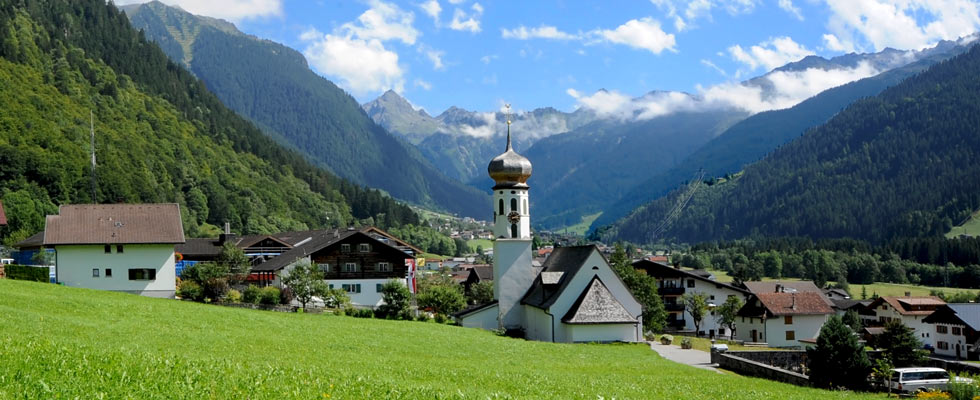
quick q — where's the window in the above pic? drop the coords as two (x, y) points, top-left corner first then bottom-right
(342, 284), (362, 293)
(104, 245), (111, 254)
(128, 268), (156, 280)
(378, 262), (392, 272)
(92, 268), (100, 278)
(953, 327), (962, 336)
(358, 243), (371, 253)
(511, 224), (517, 238)
(105, 268), (112, 278)
(785, 331), (795, 340)
(116, 245), (124, 254)
(343, 262), (358, 272)
(938, 341), (950, 350)
(376, 284), (383, 292)
(317, 263), (330, 273)
(784, 316), (793, 325)
(498, 199), (504, 216)
(511, 198), (517, 212)
(710, 295), (715, 300)
(328, 284), (334, 289)
(341, 244), (351, 253)
(686, 279), (695, 288)
(937, 325), (949, 334)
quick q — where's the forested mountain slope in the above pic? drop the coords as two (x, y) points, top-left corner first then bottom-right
(0, 0), (418, 244)
(601, 43), (980, 245)
(592, 39), (976, 231)
(124, 2), (487, 218)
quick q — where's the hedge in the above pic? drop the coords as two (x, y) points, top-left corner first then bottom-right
(6, 265), (49, 282)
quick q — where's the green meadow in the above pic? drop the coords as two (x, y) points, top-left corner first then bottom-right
(0, 279), (879, 399)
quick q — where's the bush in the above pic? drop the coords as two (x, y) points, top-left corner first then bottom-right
(226, 289), (242, 303)
(202, 277), (230, 301)
(242, 285), (262, 304)
(259, 287), (281, 305)
(342, 306), (357, 317)
(807, 315), (870, 390)
(659, 334), (674, 345)
(417, 285), (467, 315)
(434, 313), (448, 324)
(377, 280), (411, 319)
(352, 308), (374, 319)
(948, 373), (980, 400)
(177, 280), (203, 301)
(680, 337), (692, 349)
(416, 313), (431, 322)
(6, 265), (48, 282)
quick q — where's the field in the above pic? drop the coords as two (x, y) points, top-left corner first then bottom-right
(557, 212), (603, 236)
(0, 279), (880, 399)
(703, 268), (977, 298)
(947, 210), (980, 238)
(465, 238), (493, 253)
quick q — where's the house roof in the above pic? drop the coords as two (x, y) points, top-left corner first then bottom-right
(562, 276), (638, 325)
(43, 204), (185, 245)
(521, 246), (600, 310)
(738, 292), (835, 317)
(13, 232), (44, 249)
(743, 280), (834, 306)
(868, 296), (946, 316)
(175, 238), (224, 258)
(923, 304), (980, 331)
(632, 260), (750, 295)
(824, 288), (851, 298)
(0, 200), (6, 225)
(359, 226), (423, 254)
(453, 300), (498, 318)
(250, 230), (361, 272)
(472, 265), (493, 281)
(236, 234), (293, 249)
(831, 298), (871, 311)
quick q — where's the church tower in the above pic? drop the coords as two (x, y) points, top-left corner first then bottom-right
(487, 105), (534, 330)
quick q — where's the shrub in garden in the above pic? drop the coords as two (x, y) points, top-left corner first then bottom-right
(659, 334), (674, 345)
(242, 285), (262, 304)
(417, 285), (467, 316)
(680, 337), (692, 349)
(259, 287), (281, 305)
(5, 265), (49, 282)
(416, 313), (431, 322)
(434, 313), (448, 324)
(377, 280), (411, 319)
(226, 289), (242, 303)
(177, 280), (203, 301)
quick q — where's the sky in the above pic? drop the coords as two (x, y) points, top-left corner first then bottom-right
(115, 0), (980, 116)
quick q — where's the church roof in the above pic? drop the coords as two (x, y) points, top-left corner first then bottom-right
(521, 246), (598, 310)
(487, 128), (531, 189)
(562, 276), (637, 324)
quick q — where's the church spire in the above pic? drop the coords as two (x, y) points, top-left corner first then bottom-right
(505, 103), (513, 151)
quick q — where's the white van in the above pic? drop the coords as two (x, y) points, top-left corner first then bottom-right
(888, 367), (972, 393)
(0, 259), (13, 265)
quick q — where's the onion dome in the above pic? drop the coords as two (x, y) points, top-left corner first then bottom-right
(488, 122), (532, 189)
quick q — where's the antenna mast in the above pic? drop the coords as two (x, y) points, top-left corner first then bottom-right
(90, 110), (97, 202)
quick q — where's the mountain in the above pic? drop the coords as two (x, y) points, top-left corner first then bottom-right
(363, 92), (595, 183)
(0, 0), (420, 244)
(526, 106), (748, 229)
(124, 1), (487, 218)
(601, 41), (980, 245)
(361, 90), (441, 145)
(592, 37), (978, 231)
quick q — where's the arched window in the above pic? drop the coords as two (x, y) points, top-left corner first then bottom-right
(511, 223), (518, 238)
(511, 198), (518, 212)
(498, 199), (504, 216)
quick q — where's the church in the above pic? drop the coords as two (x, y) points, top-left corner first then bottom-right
(455, 113), (643, 343)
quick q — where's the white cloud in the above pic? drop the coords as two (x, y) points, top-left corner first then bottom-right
(824, 0), (980, 52)
(591, 18), (676, 54)
(778, 0), (804, 20)
(821, 33), (854, 52)
(501, 25), (579, 40)
(650, 0), (761, 31)
(414, 79), (432, 90)
(449, 2), (483, 32)
(418, 45), (445, 70)
(113, 0), (283, 21)
(700, 59), (727, 76)
(341, 0), (418, 45)
(420, 0), (441, 24)
(480, 54), (498, 64)
(298, 1), (419, 96)
(301, 31), (404, 95)
(727, 36), (813, 72)
(567, 62), (882, 121)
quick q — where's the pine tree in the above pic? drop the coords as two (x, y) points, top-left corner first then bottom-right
(878, 320), (925, 367)
(807, 315), (871, 389)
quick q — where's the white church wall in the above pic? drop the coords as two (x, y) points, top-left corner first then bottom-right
(494, 239), (534, 330)
(525, 305), (553, 341)
(546, 251), (642, 343)
(567, 323), (638, 343)
(459, 304), (499, 330)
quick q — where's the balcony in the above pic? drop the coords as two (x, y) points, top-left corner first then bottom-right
(659, 286), (685, 295)
(665, 303), (686, 312)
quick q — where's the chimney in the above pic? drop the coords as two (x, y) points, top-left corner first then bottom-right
(775, 284), (783, 293)
(905, 291), (912, 297)
(791, 292), (797, 310)
(218, 223), (237, 246)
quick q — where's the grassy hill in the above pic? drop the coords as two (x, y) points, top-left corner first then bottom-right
(0, 280), (877, 399)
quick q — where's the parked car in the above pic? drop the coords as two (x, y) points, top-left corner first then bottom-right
(888, 367), (972, 394)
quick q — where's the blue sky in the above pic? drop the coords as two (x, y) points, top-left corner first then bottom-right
(119, 0), (980, 115)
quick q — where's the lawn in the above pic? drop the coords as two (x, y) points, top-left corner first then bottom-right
(465, 238), (493, 253)
(557, 212), (603, 236)
(0, 279), (880, 399)
(701, 268), (976, 298)
(947, 210), (980, 238)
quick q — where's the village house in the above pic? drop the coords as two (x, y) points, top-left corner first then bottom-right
(922, 303), (980, 360)
(633, 261), (750, 335)
(42, 204), (185, 298)
(461, 264), (492, 293)
(455, 120), (642, 343)
(735, 290), (835, 347)
(249, 228), (415, 307)
(863, 295), (946, 347)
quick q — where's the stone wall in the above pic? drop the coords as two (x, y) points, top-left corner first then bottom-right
(928, 357), (980, 375)
(711, 351), (811, 387)
(724, 350), (809, 373)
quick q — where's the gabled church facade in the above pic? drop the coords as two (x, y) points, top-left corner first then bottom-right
(455, 113), (643, 343)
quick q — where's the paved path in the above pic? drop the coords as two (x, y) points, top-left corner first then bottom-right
(647, 341), (721, 373)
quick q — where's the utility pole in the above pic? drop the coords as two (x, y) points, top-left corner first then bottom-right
(89, 110), (97, 202)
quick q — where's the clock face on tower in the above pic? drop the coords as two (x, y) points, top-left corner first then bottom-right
(507, 211), (521, 224)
